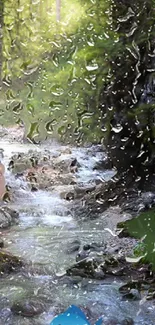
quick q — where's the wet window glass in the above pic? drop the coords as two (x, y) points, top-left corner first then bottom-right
(0, 0), (155, 324)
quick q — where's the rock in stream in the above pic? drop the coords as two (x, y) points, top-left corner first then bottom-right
(0, 206), (19, 229)
(0, 250), (23, 275)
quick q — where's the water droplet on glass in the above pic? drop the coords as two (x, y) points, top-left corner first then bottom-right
(58, 125), (66, 136)
(26, 122), (39, 141)
(6, 89), (15, 101)
(45, 120), (54, 134)
(87, 39), (95, 47)
(86, 64), (98, 71)
(27, 104), (34, 116)
(16, 6), (24, 13)
(101, 125), (107, 132)
(12, 102), (23, 114)
(111, 125), (123, 133)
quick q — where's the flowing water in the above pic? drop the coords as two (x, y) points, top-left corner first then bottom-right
(0, 140), (155, 325)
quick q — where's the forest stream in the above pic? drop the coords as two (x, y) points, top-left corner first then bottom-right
(0, 0), (155, 324)
(0, 134), (154, 325)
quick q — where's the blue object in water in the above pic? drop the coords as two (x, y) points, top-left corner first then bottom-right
(50, 305), (102, 325)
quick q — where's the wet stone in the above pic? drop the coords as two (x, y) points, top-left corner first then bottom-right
(122, 288), (141, 301)
(65, 239), (81, 254)
(107, 245), (120, 254)
(119, 281), (141, 294)
(74, 185), (96, 198)
(117, 228), (131, 238)
(146, 286), (155, 300)
(121, 192), (155, 214)
(60, 148), (72, 155)
(76, 242), (106, 262)
(76, 250), (90, 262)
(103, 317), (121, 325)
(0, 206), (19, 229)
(93, 267), (105, 279)
(11, 299), (45, 317)
(0, 308), (12, 324)
(0, 238), (4, 248)
(0, 250), (23, 274)
(103, 317), (134, 325)
(93, 156), (113, 171)
(121, 318), (134, 325)
(0, 148), (4, 159)
(66, 257), (98, 277)
(58, 275), (82, 287)
(106, 266), (126, 276)
(83, 241), (105, 252)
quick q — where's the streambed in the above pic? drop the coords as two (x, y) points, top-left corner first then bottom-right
(0, 139), (155, 325)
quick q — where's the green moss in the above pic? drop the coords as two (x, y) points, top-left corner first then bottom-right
(123, 209), (155, 268)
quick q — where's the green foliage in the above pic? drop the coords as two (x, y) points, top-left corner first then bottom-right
(133, 242), (147, 258)
(125, 209), (155, 268)
(1, 0), (155, 148)
(1, 0), (112, 143)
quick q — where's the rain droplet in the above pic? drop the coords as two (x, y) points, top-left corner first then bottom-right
(6, 89), (15, 101)
(52, 54), (59, 67)
(101, 125), (107, 132)
(86, 64), (98, 71)
(23, 65), (38, 76)
(137, 151), (145, 158)
(45, 121), (53, 134)
(16, 6), (24, 12)
(111, 125), (123, 133)
(0, 109), (4, 117)
(87, 39), (95, 47)
(58, 125), (66, 136)
(3, 75), (11, 87)
(26, 122), (39, 141)
(27, 104), (34, 116)
(12, 102), (23, 114)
